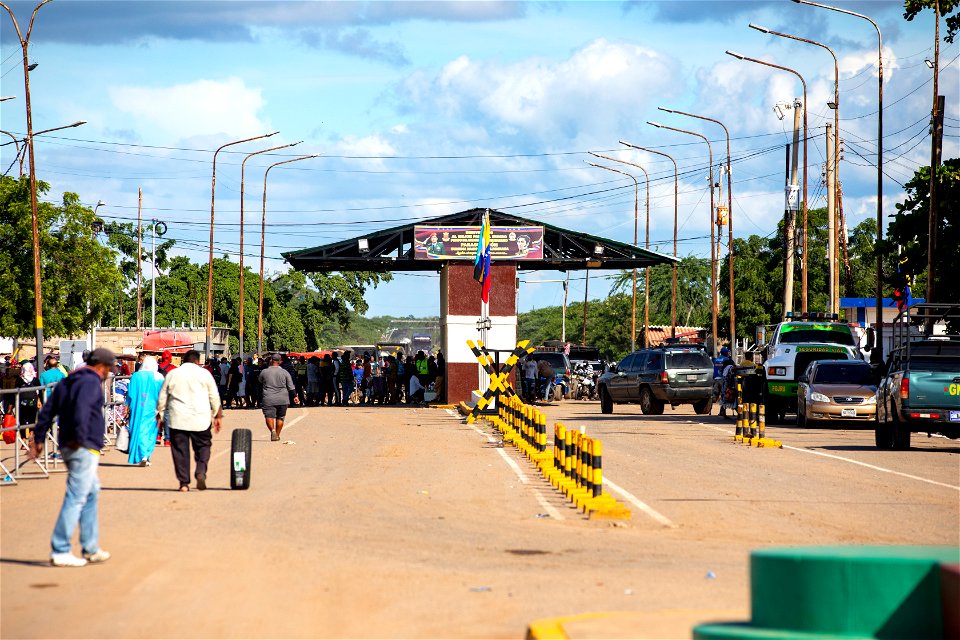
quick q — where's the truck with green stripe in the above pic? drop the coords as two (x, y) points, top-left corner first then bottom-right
(758, 318), (866, 423)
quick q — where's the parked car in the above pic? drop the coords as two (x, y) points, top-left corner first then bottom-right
(796, 360), (877, 427)
(598, 345), (714, 415)
(875, 304), (960, 449)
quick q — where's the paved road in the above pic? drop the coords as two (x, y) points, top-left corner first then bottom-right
(1, 401), (957, 639)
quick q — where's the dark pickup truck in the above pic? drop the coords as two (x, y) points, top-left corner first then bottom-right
(875, 304), (960, 450)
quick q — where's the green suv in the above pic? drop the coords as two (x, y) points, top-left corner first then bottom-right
(598, 345), (714, 415)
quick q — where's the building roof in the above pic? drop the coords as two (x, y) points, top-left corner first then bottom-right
(283, 208), (677, 273)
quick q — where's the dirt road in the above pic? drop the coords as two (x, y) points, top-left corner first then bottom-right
(2, 402), (957, 639)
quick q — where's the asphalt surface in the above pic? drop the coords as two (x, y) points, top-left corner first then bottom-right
(1, 400), (957, 639)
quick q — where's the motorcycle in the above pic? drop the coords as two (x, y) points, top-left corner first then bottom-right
(573, 363), (598, 400)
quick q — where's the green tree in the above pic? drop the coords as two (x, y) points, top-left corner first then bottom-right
(0, 176), (121, 339)
(883, 158), (960, 309)
(904, 0), (960, 42)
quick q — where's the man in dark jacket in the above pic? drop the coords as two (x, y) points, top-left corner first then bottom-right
(31, 348), (115, 567)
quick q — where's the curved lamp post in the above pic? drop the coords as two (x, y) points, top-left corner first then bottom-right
(586, 160), (640, 350)
(648, 120), (718, 357)
(259, 154), (320, 354)
(0, 129), (22, 176)
(0, 0), (52, 360)
(792, 0), (883, 360)
(726, 50), (809, 314)
(620, 141), (679, 339)
(590, 152), (651, 348)
(658, 107), (736, 349)
(749, 23), (840, 315)
(205, 131), (278, 362)
(238, 140), (301, 357)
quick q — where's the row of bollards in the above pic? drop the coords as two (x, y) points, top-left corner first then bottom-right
(492, 395), (631, 519)
(734, 374), (782, 448)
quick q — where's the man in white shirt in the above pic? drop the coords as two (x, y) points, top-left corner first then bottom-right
(156, 350), (222, 492)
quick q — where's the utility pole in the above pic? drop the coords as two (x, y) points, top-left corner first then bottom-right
(561, 272), (569, 343)
(136, 187), (143, 330)
(783, 142), (796, 318)
(927, 0), (943, 309)
(581, 269), (589, 346)
(826, 123), (836, 314)
(783, 98), (803, 317)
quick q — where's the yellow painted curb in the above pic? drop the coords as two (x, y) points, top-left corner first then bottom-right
(526, 611), (636, 639)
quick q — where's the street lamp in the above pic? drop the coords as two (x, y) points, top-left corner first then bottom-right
(791, 0), (883, 362)
(586, 160), (640, 350)
(620, 141), (679, 339)
(2, 0), (61, 361)
(648, 120), (718, 357)
(0, 129), (21, 176)
(749, 24), (841, 315)
(590, 152), (651, 348)
(150, 219), (167, 331)
(259, 154), (320, 354)
(658, 107), (736, 350)
(726, 50), (809, 314)
(205, 131), (279, 363)
(238, 141), (301, 358)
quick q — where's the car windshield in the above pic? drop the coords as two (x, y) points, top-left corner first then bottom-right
(813, 363), (872, 385)
(666, 352), (712, 369)
(780, 328), (856, 346)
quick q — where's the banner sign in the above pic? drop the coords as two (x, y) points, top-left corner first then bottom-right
(413, 225), (544, 260)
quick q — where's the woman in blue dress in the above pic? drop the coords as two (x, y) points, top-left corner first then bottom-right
(125, 355), (164, 466)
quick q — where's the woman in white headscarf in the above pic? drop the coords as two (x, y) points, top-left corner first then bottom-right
(15, 362), (42, 441)
(125, 356), (164, 466)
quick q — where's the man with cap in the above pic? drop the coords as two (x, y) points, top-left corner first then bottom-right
(156, 350), (222, 492)
(31, 347), (116, 567)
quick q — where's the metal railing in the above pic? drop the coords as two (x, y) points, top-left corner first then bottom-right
(1, 374), (130, 485)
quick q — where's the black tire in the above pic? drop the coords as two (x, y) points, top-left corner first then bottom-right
(875, 421), (894, 449)
(640, 388), (664, 415)
(230, 428), (253, 490)
(891, 409), (911, 450)
(764, 397), (781, 425)
(693, 398), (713, 415)
(797, 406), (807, 428)
(600, 387), (613, 414)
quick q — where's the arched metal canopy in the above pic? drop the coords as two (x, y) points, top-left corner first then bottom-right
(284, 208), (676, 273)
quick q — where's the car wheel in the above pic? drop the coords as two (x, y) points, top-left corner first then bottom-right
(693, 398), (712, 415)
(600, 387), (613, 414)
(891, 407), (911, 450)
(797, 407), (807, 428)
(875, 421), (894, 449)
(553, 385), (564, 402)
(640, 388), (664, 415)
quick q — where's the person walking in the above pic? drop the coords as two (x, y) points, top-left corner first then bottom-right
(30, 348), (116, 567)
(259, 353), (297, 441)
(124, 356), (164, 466)
(156, 350), (222, 492)
(157, 351), (176, 447)
(337, 350), (355, 406)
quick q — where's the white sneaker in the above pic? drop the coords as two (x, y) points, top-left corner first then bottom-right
(51, 552), (87, 567)
(83, 549), (111, 564)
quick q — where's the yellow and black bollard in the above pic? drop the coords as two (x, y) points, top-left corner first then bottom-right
(748, 402), (758, 441)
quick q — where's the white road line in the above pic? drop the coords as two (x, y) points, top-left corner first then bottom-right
(781, 444), (960, 491)
(708, 423), (958, 492)
(602, 477), (677, 528)
(463, 418), (564, 520)
(211, 411), (307, 462)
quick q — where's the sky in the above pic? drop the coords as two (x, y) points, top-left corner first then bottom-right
(1, 0), (957, 321)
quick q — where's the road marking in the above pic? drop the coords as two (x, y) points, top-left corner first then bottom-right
(602, 478), (677, 528)
(463, 417), (564, 520)
(708, 424), (958, 492)
(781, 444), (960, 492)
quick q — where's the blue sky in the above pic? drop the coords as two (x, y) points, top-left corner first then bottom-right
(2, 0), (957, 319)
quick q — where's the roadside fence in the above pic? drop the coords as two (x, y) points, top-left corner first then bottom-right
(1, 374), (130, 485)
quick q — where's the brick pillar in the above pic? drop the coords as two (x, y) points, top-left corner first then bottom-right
(440, 262), (517, 404)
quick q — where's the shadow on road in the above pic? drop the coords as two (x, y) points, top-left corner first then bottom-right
(562, 413), (723, 424)
(814, 444), (960, 454)
(101, 486), (231, 492)
(0, 558), (50, 567)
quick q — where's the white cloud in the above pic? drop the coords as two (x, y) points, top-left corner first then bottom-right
(109, 77), (269, 141)
(396, 38), (681, 147)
